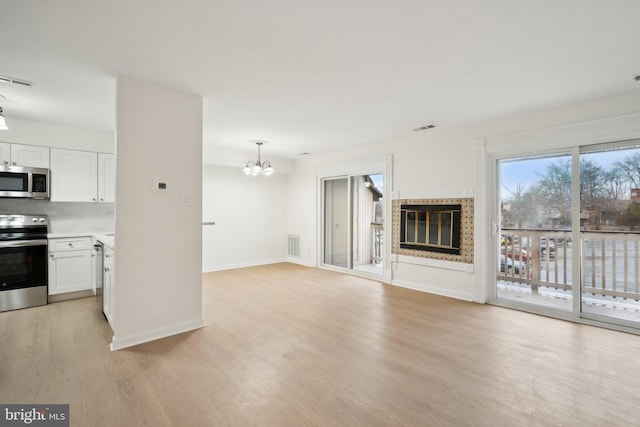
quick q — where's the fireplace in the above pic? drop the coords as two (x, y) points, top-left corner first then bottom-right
(392, 198), (473, 263)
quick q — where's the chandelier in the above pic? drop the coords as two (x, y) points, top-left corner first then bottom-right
(242, 141), (275, 176)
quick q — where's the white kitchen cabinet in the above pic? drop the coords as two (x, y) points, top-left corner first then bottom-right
(50, 148), (98, 202)
(48, 237), (93, 295)
(98, 153), (115, 203)
(0, 142), (49, 168)
(103, 245), (115, 326)
(11, 144), (50, 168)
(0, 142), (9, 165)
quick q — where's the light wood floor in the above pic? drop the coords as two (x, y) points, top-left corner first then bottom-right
(2, 263), (640, 426)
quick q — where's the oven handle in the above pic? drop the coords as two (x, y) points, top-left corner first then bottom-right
(0, 239), (48, 248)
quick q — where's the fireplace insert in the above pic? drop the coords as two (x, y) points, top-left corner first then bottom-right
(399, 204), (462, 255)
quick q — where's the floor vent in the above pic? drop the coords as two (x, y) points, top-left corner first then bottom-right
(288, 235), (300, 257)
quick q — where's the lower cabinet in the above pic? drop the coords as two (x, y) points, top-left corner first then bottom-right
(48, 237), (93, 295)
(103, 246), (115, 326)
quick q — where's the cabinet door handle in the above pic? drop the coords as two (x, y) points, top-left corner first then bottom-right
(11, 161), (16, 165)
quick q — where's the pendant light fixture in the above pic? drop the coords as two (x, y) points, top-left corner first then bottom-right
(0, 107), (8, 130)
(242, 141), (275, 176)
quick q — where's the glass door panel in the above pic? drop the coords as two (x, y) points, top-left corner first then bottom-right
(497, 153), (573, 310)
(322, 174), (384, 276)
(580, 145), (640, 323)
(324, 178), (349, 268)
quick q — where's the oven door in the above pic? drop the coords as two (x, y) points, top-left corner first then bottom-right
(0, 239), (48, 291)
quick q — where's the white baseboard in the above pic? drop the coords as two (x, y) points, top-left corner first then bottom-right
(285, 257), (315, 268)
(391, 278), (474, 302)
(202, 258), (287, 273)
(111, 318), (206, 351)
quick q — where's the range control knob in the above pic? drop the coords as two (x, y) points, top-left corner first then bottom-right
(32, 218), (38, 222)
(39, 218), (46, 222)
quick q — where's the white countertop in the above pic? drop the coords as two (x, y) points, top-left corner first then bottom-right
(48, 232), (115, 249)
(95, 234), (115, 249)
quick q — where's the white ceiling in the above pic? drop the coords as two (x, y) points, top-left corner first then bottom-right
(1, 1), (640, 159)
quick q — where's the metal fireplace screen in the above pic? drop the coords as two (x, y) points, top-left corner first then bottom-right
(392, 198), (474, 264)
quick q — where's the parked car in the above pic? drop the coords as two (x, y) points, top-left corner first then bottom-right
(540, 238), (555, 256)
(502, 246), (529, 262)
(500, 254), (523, 274)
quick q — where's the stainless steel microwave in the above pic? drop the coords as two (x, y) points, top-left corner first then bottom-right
(0, 165), (49, 199)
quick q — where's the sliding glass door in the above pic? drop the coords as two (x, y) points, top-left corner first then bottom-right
(321, 174), (384, 276)
(497, 153), (574, 311)
(495, 141), (640, 327)
(580, 145), (640, 323)
(324, 177), (349, 268)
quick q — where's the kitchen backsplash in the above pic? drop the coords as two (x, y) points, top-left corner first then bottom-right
(0, 199), (115, 234)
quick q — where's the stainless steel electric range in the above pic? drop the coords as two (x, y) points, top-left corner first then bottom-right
(0, 214), (48, 312)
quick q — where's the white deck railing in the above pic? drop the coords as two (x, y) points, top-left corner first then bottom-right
(371, 223), (383, 265)
(498, 228), (640, 301)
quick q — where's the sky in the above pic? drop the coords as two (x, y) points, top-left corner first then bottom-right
(500, 146), (640, 198)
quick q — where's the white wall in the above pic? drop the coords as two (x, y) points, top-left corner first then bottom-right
(112, 75), (204, 350)
(202, 164), (287, 271)
(286, 88), (640, 302)
(0, 117), (114, 153)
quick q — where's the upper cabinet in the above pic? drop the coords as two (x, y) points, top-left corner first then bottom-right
(98, 153), (115, 203)
(0, 142), (9, 165)
(50, 148), (98, 202)
(50, 148), (115, 203)
(0, 142), (50, 168)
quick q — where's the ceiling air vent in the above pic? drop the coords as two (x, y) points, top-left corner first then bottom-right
(0, 75), (34, 88)
(413, 124), (435, 132)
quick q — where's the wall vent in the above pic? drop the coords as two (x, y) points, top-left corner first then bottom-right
(288, 234), (300, 257)
(0, 75), (34, 88)
(413, 124), (435, 132)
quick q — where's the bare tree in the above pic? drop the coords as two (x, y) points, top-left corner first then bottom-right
(614, 152), (640, 189)
(502, 183), (539, 228)
(580, 159), (605, 210)
(602, 166), (629, 200)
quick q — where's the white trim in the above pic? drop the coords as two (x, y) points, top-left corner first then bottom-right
(394, 254), (473, 273)
(319, 263), (389, 284)
(390, 278), (473, 302)
(316, 154), (393, 284)
(485, 112), (640, 156)
(474, 138), (491, 303)
(315, 155), (390, 178)
(392, 187), (474, 200)
(286, 257), (315, 268)
(111, 318), (205, 351)
(202, 258), (287, 273)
